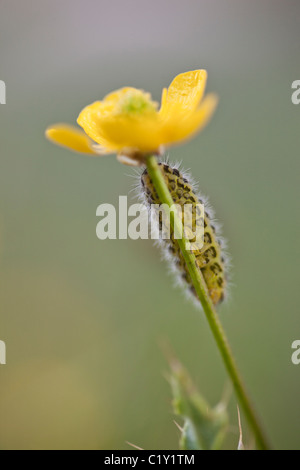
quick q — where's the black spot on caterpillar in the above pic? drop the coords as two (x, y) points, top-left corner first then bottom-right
(141, 162), (227, 306)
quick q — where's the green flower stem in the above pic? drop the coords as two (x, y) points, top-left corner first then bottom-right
(146, 154), (270, 451)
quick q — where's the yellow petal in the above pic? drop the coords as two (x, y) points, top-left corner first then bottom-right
(160, 69), (208, 117)
(103, 87), (138, 106)
(160, 87), (168, 110)
(78, 100), (163, 152)
(161, 93), (219, 146)
(77, 101), (120, 149)
(77, 88), (159, 152)
(97, 115), (164, 152)
(45, 124), (101, 155)
(74, 72), (217, 155)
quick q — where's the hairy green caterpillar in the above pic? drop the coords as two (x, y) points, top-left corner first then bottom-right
(141, 162), (227, 306)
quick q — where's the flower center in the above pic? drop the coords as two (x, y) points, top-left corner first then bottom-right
(116, 90), (158, 116)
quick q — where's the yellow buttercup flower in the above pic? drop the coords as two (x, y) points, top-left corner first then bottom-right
(46, 70), (218, 166)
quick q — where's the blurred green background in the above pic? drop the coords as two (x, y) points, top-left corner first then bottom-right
(0, 0), (299, 450)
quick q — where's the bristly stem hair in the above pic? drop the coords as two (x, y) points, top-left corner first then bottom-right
(146, 154), (270, 451)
